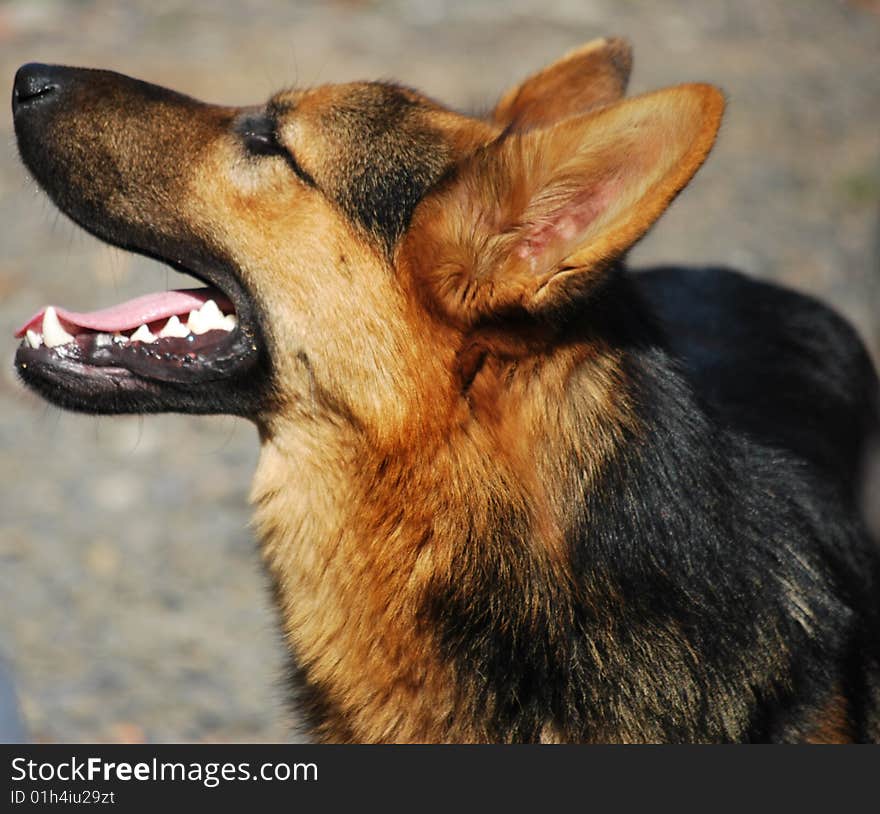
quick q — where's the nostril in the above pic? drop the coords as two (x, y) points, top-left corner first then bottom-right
(12, 63), (62, 114)
(14, 82), (57, 104)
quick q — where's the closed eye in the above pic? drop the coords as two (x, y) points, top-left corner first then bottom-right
(235, 113), (317, 187)
(237, 113), (285, 156)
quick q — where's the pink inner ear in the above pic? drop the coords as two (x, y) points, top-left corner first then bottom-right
(515, 179), (617, 270)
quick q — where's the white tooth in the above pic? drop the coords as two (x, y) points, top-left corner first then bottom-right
(26, 329), (43, 348)
(186, 309), (202, 334)
(194, 299), (227, 332)
(158, 315), (190, 338)
(130, 324), (157, 343)
(42, 306), (75, 348)
(199, 299), (223, 320)
(113, 332), (127, 344)
(186, 301), (233, 334)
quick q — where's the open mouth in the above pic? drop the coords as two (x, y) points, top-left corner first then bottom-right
(13, 269), (268, 415)
(17, 286), (239, 377)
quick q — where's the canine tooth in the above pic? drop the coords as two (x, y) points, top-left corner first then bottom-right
(158, 315), (190, 338)
(26, 329), (43, 348)
(187, 306), (224, 335)
(199, 299), (224, 321)
(42, 306), (75, 348)
(130, 324), (157, 343)
(188, 299), (227, 333)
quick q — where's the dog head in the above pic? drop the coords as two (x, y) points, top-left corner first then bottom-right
(11, 39), (722, 442)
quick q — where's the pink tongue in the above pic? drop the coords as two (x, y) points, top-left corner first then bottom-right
(14, 287), (232, 337)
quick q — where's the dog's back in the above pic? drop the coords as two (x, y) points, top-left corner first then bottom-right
(636, 266), (879, 499)
(629, 265), (880, 740)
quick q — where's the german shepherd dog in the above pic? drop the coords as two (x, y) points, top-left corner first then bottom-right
(11, 38), (880, 743)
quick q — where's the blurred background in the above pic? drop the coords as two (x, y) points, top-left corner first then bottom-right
(0, 0), (878, 743)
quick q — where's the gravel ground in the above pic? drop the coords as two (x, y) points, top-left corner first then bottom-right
(1, 0), (878, 743)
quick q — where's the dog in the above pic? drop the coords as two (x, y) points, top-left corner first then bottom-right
(11, 38), (880, 742)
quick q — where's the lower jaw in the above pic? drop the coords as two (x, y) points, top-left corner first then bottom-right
(14, 329), (268, 416)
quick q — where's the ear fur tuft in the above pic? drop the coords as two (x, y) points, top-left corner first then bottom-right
(403, 83), (725, 324)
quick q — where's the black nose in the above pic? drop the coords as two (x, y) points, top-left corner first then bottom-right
(12, 63), (63, 115)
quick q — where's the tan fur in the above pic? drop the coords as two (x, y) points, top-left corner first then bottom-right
(802, 688), (854, 744)
(493, 37), (633, 129)
(242, 259), (639, 741)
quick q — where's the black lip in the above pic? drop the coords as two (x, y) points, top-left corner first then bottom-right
(14, 345), (265, 417)
(19, 326), (251, 383)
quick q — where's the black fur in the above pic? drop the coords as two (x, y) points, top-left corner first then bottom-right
(426, 268), (880, 742)
(322, 83), (453, 253)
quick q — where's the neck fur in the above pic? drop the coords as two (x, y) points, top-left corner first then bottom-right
(250, 300), (639, 742)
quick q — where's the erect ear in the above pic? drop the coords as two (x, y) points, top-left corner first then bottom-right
(403, 84), (724, 324)
(492, 37), (633, 130)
